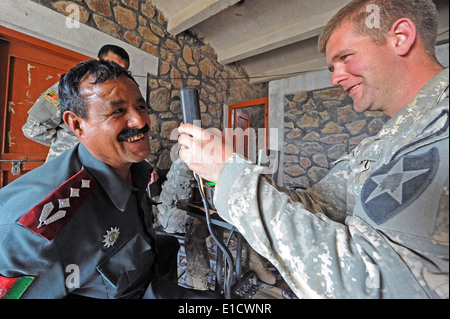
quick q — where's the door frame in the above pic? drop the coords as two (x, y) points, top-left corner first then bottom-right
(0, 26), (91, 63)
(227, 97), (269, 150)
(0, 26), (91, 140)
(0, 27), (90, 186)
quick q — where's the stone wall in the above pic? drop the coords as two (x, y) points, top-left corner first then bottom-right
(31, 0), (267, 169)
(283, 86), (388, 190)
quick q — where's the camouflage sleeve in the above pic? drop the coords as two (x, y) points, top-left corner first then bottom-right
(214, 154), (430, 298)
(22, 116), (57, 147)
(288, 159), (350, 223)
(155, 159), (192, 233)
(22, 82), (62, 146)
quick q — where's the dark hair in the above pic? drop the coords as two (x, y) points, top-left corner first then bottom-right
(59, 60), (137, 119)
(97, 44), (130, 63)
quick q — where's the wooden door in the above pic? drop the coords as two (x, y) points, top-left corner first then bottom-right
(234, 109), (250, 158)
(228, 97), (268, 161)
(0, 27), (89, 187)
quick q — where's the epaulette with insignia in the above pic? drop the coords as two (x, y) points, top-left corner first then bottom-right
(18, 169), (98, 241)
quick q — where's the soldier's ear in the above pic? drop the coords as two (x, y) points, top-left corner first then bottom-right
(389, 18), (416, 57)
(63, 111), (84, 138)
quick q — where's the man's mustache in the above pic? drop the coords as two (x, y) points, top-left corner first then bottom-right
(117, 124), (150, 142)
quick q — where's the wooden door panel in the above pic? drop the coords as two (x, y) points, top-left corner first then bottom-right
(234, 109), (250, 158)
(6, 55), (62, 154)
(228, 97), (268, 150)
(0, 31), (87, 187)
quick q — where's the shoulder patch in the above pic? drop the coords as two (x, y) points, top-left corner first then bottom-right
(361, 148), (439, 224)
(18, 169), (98, 240)
(0, 275), (34, 299)
(43, 90), (60, 107)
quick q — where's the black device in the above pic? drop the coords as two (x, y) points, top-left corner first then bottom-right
(179, 86), (234, 299)
(180, 87), (202, 126)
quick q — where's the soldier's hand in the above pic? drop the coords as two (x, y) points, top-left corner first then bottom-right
(178, 123), (234, 183)
(149, 170), (159, 185)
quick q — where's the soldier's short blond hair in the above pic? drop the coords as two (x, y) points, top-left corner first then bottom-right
(318, 0), (439, 58)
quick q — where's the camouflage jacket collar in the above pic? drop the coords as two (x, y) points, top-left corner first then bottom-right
(379, 68), (449, 140)
(347, 68), (449, 165)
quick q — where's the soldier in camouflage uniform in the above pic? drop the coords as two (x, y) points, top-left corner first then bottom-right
(178, 0), (449, 298)
(156, 159), (211, 289)
(22, 45), (130, 162)
(157, 159), (276, 290)
(156, 159), (193, 234)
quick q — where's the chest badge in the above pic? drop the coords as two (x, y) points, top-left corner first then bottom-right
(103, 227), (120, 248)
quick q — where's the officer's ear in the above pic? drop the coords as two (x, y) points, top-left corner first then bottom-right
(63, 111), (84, 138)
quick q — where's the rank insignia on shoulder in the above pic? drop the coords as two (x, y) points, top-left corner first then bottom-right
(43, 90), (60, 107)
(18, 169), (98, 241)
(0, 275), (35, 299)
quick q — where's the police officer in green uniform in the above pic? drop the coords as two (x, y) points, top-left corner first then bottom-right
(0, 60), (219, 299)
(178, 0), (449, 298)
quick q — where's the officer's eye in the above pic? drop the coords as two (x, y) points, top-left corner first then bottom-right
(111, 108), (125, 116)
(136, 104), (147, 113)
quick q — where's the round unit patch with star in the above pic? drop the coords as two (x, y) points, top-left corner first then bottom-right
(103, 227), (120, 248)
(361, 148), (439, 225)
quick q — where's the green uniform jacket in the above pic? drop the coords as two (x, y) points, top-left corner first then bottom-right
(0, 144), (157, 298)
